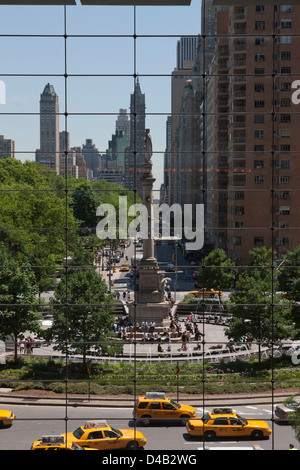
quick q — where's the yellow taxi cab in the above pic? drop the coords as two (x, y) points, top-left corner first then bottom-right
(0, 408), (15, 427)
(120, 263), (130, 272)
(188, 288), (223, 298)
(134, 392), (197, 426)
(186, 411), (272, 440)
(31, 435), (95, 451)
(61, 420), (147, 450)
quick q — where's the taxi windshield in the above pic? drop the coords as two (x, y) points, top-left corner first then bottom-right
(236, 414), (248, 425)
(170, 400), (180, 409)
(73, 427), (85, 440)
(110, 427), (123, 437)
(202, 413), (211, 424)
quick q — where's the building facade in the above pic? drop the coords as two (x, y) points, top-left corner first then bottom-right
(0, 135), (15, 159)
(35, 83), (60, 174)
(82, 138), (101, 179)
(124, 78), (146, 197)
(224, 4), (300, 263)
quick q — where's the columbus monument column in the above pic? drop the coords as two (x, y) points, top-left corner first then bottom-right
(129, 129), (170, 326)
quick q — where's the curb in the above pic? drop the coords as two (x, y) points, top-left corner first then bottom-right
(0, 391), (293, 408)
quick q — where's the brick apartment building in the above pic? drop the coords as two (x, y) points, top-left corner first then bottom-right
(207, 4), (300, 264)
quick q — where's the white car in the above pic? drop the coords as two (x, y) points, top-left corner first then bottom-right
(165, 264), (175, 272)
(275, 397), (300, 421)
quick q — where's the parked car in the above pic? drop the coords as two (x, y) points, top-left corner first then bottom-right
(165, 264), (175, 272)
(275, 397), (300, 421)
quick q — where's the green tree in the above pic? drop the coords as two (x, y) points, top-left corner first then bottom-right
(289, 408), (300, 444)
(0, 159), (77, 294)
(197, 249), (236, 298)
(0, 244), (42, 361)
(71, 182), (99, 231)
(248, 246), (274, 281)
(278, 246), (300, 300)
(226, 261), (293, 362)
(50, 266), (115, 367)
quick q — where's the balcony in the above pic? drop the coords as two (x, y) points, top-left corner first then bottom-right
(231, 121), (246, 129)
(232, 43), (247, 52)
(232, 13), (247, 21)
(233, 105), (246, 113)
(233, 27), (247, 35)
(231, 75), (246, 83)
(232, 59), (246, 67)
(232, 175), (246, 186)
(233, 136), (246, 143)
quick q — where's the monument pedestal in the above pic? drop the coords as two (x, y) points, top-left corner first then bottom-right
(129, 301), (170, 327)
(129, 262), (170, 326)
(128, 129), (170, 327)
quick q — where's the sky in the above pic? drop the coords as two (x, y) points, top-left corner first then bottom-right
(0, 0), (202, 191)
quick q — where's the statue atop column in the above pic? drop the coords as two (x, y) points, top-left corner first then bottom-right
(129, 127), (171, 326)
(143, 128), (152, 163)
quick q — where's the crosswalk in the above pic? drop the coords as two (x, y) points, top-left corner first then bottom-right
(195, 404), (276, 417)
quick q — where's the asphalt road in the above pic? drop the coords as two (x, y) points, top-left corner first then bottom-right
(0, 403), (297, 451)
(108, 240), (226, 302)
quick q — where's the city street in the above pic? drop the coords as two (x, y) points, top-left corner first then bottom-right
(105, 239), (227, 302)
(0, 403), (297, 451)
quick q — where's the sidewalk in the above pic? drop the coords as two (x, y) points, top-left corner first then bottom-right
(0, 388), (292, 408)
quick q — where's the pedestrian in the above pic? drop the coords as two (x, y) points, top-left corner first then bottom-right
(26, 337), (32, 355)
(157, 340), (165, 354)
(19, 340), (25, 354)
(289, 444), (298, 450)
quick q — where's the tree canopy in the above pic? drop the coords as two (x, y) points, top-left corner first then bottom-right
(226, 247), (294, 361)
(49, 264), (116, 366)
(0, 158), (137, 360)
(0, 243), (42, 361)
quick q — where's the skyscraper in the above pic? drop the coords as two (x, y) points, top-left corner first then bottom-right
(225, 4), (300, 263)
(35, 83), (60, 174)
(201, 4), (300, 264)
(0, 135), (15, 160)
(116, 108), (130, 142)
(82, 139), (101, 178)
(106, 130), (129, 174)
(124, 78), (146, 197)
(59, 131), (79, 179)
(176, 37), (199, 70)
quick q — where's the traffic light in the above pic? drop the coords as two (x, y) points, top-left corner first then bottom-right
(172, 253), (175, 261)
(113, 266), (116, 273)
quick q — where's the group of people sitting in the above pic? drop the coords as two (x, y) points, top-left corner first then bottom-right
(142, 327), (170, 344)
(113, 315), (134, 340)
(112, 313), (205, 351)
